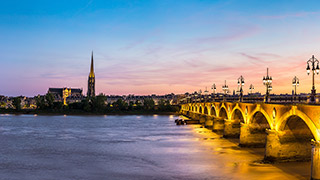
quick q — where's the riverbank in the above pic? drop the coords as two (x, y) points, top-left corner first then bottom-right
(0, 108), (179, 116)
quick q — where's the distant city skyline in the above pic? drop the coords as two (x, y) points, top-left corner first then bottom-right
(1, 0), (320, 96)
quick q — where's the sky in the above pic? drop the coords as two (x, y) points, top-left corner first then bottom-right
(1, 0), (320, 96)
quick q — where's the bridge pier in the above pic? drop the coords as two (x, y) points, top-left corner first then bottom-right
(223, 120), (240, 138)
(189, 112), (201, 121)
(204, 116), (214, 129)
(264, 130), (312, 162)
(180, 110), (188, 116)
(239, 124), (267, 147)
(212, 118), (225, 132)
(311, 141), (320, 180)
(199, 115), (207, 124)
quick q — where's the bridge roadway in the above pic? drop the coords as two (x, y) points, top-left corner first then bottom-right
(180, 102), (320, 180)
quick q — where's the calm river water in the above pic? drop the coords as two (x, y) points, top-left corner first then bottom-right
(0, 114), (310, 180)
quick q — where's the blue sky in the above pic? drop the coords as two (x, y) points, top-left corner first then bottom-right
(1, 0), (320, 96)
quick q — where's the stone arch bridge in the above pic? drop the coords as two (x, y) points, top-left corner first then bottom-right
(180, 102), (320, 179)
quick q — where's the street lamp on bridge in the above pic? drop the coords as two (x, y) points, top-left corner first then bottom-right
(237, 75), (245, 102)
(306, 55), (319, 103)
(198, 89), (202, 102)
(222, 80), (229, 101)
(263, 68), (272, 103)
(292, 76), (299, 95)
(204, 87), (209, 102)
(292, 76), (299, 102)
(249, 84), (254, 94)
(211, 83), (216, 100)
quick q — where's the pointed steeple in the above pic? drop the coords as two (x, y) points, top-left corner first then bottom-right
(89, 51), (95, 77)
(87, 51), (95, 97)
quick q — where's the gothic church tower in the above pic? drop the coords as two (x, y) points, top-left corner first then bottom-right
(87, 52), (95, 97)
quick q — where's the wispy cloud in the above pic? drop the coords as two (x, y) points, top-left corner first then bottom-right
(260, 11), (320, 20)
(193, 25), (260, 44)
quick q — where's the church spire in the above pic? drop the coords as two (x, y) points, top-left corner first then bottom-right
(87, 51), (95, 97)
(89, 51), (95, 77)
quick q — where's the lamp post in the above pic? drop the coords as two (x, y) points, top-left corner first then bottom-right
(222, 80), (229, 101)
(249, 84), (254, 94)
(306, 55), (319, 103)
(263, 68), (272, 103)
(292, 76), (299, 96)
(204, 87), (209, 102)
(292, 76), (299, 102)
(199, 89), (202, 102)
(237, 75), (245, 102)
(211, 83), (216, 100)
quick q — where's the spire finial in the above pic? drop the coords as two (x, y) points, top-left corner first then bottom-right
(89, 51), (94, 77)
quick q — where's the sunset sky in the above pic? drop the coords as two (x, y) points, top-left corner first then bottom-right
(1, 0), (320, 96)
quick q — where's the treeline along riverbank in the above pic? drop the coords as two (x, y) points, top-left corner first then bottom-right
(1, 94), (180, 115)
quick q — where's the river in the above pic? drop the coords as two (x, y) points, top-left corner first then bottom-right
(0, 114), (310, 180)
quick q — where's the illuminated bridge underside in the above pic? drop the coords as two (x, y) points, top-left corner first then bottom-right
(180, 102), (320, 167)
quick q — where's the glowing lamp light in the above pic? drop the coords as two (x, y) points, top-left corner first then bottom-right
(307, 64), (311, 75)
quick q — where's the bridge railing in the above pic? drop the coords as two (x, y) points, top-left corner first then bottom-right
(179, 94), (309, 104)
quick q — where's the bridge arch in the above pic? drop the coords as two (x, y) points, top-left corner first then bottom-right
(199, 106), (203, 114)
(204, 106), (209, 115)
(219, 107), (228, 120)
(249, 111), (271, 131)
(210, 105), (217, 116)
(276, 110), (320, 141)
(248, 108), (273, 127)
(231, 108), (245, 123)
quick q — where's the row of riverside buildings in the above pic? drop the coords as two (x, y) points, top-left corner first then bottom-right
(0, 52), (180, 109)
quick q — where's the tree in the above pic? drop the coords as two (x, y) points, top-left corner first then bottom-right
(81, 98), (91, 112)
(0, 101), (6, 108)
(91, 94), (107, 112)
(143, 98), (155, 111)
(135, 100), (142, 110)
(128, 101), (134, 111)
(158, 99), (166, 111)
(12, 97), (21, 110)
(53, 101), (63, 110)
(45, 93), (54, 108)
(35, 96), (45, 110)
(112, 99), (128, 111)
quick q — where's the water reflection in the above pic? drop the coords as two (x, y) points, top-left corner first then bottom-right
(190, 125), (310, 179)
(0, 115), (310, 180)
